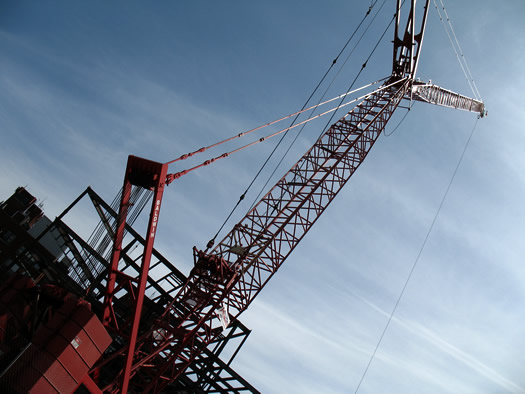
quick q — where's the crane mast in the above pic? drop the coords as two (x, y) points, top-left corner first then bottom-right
(97, 0), (485, 392)
(392, 0), (429, 79)
(214, 81), (411, 315)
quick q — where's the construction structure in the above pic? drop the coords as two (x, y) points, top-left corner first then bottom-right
(0, 186), (258, 392)
(0, 1), (484, 392)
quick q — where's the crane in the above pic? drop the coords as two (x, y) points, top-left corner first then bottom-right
(96, 0), (485, 392)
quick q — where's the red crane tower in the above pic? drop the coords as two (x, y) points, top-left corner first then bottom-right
(97, 0), (485, 392)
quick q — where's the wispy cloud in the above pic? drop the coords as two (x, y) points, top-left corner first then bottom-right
(355, 294), (525, 393)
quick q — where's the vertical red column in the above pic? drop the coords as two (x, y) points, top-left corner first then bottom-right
(120, 159), (168, 393)
(101, 155), (169, 393)
(102, 158), (134, 328)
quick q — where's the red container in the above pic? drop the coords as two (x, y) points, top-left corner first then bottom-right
(1, 298), (111, 393)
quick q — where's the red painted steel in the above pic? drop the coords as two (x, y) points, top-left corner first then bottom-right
(98, 79), (411, 393)
(0, 275), (35, 349)
(96, 2), (485, 391)
(101, 155), (169, 393)
(102, 172), (132, 331)
(1, 297), (111, 393)
(81, 374), (104, 394)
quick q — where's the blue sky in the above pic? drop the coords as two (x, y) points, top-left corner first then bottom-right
(1, 1), (525, 393)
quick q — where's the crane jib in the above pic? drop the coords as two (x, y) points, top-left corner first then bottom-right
(99, 1), (484, 390)
(137, 79), (412, 392)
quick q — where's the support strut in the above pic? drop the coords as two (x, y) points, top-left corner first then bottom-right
(102, 155), (168, 393)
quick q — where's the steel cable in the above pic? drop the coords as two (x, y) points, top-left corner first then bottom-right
(204, 2), (382, 248)
(433, 0), (482, 101)
(354, 117), (480, 393)
(248, 0), (390, 210)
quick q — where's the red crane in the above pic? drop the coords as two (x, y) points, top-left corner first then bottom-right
(97, 1), (485, 392)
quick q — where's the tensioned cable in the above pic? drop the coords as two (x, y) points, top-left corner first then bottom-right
(165, 90), (363, 166)
(432, 0), (482, 101)
(248, 0), (390, 210)
(383, 101), (414, 137)
(432, 1), (476, 98)
(165, 82), (385, 177)
(314, 0), (397, 145)
(255, 3), (398, 226)
(167, 80), (398, 183)
(354, 116), (480, 393)
(165, 2), (379, 168)
(438, 0), (482, 100)
(200, 2), (381, 248)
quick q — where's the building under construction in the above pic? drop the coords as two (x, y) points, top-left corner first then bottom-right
(0, 186), (258, 393)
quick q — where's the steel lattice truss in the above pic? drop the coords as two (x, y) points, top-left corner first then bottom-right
(122, 78), (412, 393)
(0, 1), (488, 392)
(2, 187), (258, 393)
(98, 0), (485, 391)
(217, 80), (411, 313)
(411, 82), (485, 114)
